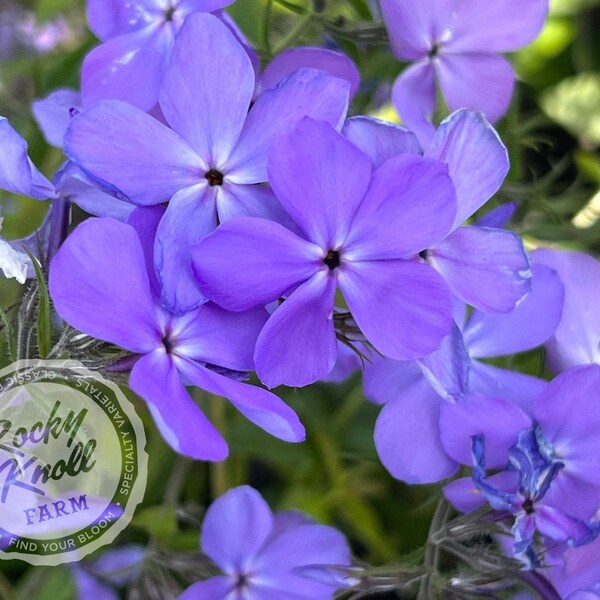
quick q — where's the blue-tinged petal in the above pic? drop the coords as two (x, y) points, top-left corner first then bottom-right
(177, 358), (305, 442)
(343, 116), (420, 168)
(258, 47), (359, 97)
(363, 357), (423, 405)
(535, 506), (596, 546)
(374, 377), (458, 483)
(444, 472), (519, 513)
(72, 568), (119, 600)
(379, 0), (433, 60)
(417, 322), (470, 402)
(32, 89), (81, 148)
(65, 100), (201, 205)
(49, 219), (161, 353)
(476, 202), (518, 229)
(428, 226), (531, 313)
(345, 155), (456, 260)
(424, 110), (509, 228)
(173, 303), (268, 372)
(391, 61), (436, 148)
(159, 13), (254, 165)
(265, 118), (370, 248)
(339, 259), (453, 360)
(179, 577), (233, 600)
(154, 184), (216, 314)
(226, 69), (350, 185)
(82, 23), (175, 111)
(0, 117), (55, 199)
(179, 0), (236, 13)
(86, 0), (155, 40)
(533, 249), (600, 371)
(130, 350), (229, 461)
(200, 486), (274, 572)
(254, 271), (338, 388)
(192, 217), (321, 312)
(440, 394), (531, 468)
(90, 545), (145, 586)
(435, 53), (515, 124)
(464, 263), (563, 357)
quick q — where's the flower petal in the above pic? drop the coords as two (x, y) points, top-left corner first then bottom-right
(363, 357), (423, 406)
(379, 0), (433, 60)
(159, 13), (254, 164)
(339, 259), (453, 359)
(374, 378), (458, 483)
(254, 272), (338, 388)
(266, 117), (370, 248)
(200, 486), (274, 572)
(179, 578), (233, 600)
(49, 218), (160, 353)
(130, 350), (229, 461)
(65, 100), (201, 205)
(464, 263), (564, 357)
(177, 358), (305, 442)
(226, 69), (350, 185)
(428, 226), (531, 313)
(32, 88), (81, 148)
(425, 110), (509, 228)
(86, 0), (154, 40)
(345, 154), (456, 260)
(436, 53), (515, 124)
(192, 217), (321, 312)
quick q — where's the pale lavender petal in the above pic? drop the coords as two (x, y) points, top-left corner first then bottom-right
(265, 118), (369, 248)
(215, 8), (259, 76)
(535, 506), (594, 545)
(65, 100), (201, 205)
(379, 0), (433, 60)
(258, 47), (360, 97)
(179, 577), (232, 600)
(339, 259), (453, 359)
(255, 272), (338, 388)
(54, 163), (134, 220)
(363, 357), (423, 405)
(464, 263), (563, 357)
(130, 351), (229, 461)
(533, 249), (600, 371)
(447, 0), (548, 53)
(192, 217), (321, 311)
(0, 117), (54, 199)
(428, 226), (531, 313)
(81, 24), (174, 111)
(321, 342), (362, 384)
(49, 218), (161, 353)
(173, 302), (268, 371)
(555, 537), (600, 598)
(86, 0), (154, 40)
(226, 69), (350, 185)
(439, 394), (532, 468)
(270, 511), (314, 539)
(91, 545), (144, 586)
(469, 361), (546, 416)
(159, 13), (254, 164)
(177, 358), (305, 442)
(32, 88), (81, 148)
(155, 184), (216, 313)
(179, 0), (236, 12)
(201, 486), (274, 572)
(342, 116), (420, 168)
(436, 53), (515, 124)
(424, 110), (509, 228)
(444, 472), (518, 512)
(374, 378), (458, 483)
(543, 471), (600, 522)
(346, 155), (455, 260)
(72, 568), (119, 600)
(391, 61), (436, 148)
(534, 365), (600, 490)
(417, 322), (470, 402)
(476, 202), (518, 229)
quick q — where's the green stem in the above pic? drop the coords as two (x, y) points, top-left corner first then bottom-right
(209, 395), (228, 498)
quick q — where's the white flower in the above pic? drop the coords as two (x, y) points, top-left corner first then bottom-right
(0, 217), (31, 284)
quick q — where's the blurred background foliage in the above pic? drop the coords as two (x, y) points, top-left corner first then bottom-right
(0, 0), (599, 598)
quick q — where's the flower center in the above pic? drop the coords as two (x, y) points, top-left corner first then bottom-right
(428, 43), (440, 59)
(162, 334), (174, 354)
(522, 498), (535, 515)
(164, 6), (176, 21)
(205, 169), (224, 187)
(324, 250), (341, 270)
(235, 573), (250, 591)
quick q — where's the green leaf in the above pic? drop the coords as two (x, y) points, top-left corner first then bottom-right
(22, 247), (52, 358)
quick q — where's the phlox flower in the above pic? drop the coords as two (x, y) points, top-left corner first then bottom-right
(179, 486), (352, 600)
(49, 209), (304, 461)
(379, 0), (548, 145)
(65, 13), (351, 314)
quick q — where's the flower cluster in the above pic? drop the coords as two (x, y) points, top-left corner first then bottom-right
(3, 0), (600, 598)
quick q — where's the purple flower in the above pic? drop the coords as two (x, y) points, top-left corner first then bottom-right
(49, 210), (305, 461)
(379, 0), (548, 145)
(179, 486), (352, 600)
(65, 13), (350, 314)
(82, 0), (236, 111)
(534, 249), (600, 372)
(193, 117), (458, 388)
(32, 88), (82, 148)
(344, 110), (532, 313)
(366, 259), (563, 483)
